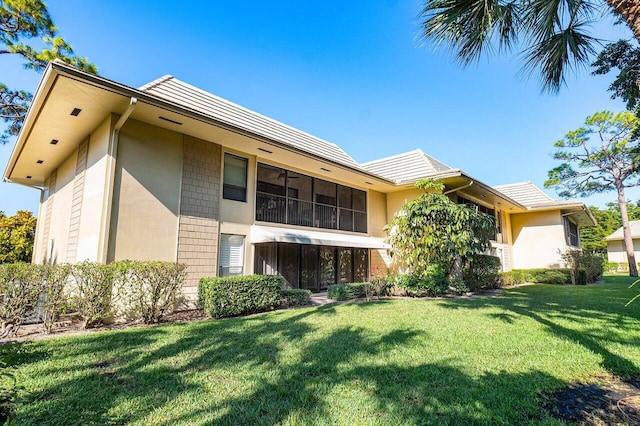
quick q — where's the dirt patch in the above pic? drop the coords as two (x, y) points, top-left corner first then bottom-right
(0, 309), (207, 345)
(541, 376), (640, 425)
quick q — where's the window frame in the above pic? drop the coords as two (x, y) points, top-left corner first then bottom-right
(223, 153), (248, 202)
(219, 233), (245, 277)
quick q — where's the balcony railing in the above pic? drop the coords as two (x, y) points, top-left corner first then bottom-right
(256, 191), (367, 233)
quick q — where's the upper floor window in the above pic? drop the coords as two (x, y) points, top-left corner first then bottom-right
(564, 217), (579, 247)
(223, 153), (248, 202)
(458, 195), (498, 240)
(256, 163), (367, 233)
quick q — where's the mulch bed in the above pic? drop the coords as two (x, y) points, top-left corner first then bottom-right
(541, 376), (640, 425)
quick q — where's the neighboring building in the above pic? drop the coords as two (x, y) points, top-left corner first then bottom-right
(3, 61), (596, 300)
(606, 221), (640, 265)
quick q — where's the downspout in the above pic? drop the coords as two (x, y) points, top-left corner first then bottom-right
(443, 180), (473, 195)
(97, 97), (138, 263)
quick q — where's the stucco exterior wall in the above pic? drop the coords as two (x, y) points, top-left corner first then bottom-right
(510, 210), (566, 269)
(76, 116), (113, 262)
(386, 188), (423, 224)
(607, 240), (640, 263)
(108, 119), (182, 262)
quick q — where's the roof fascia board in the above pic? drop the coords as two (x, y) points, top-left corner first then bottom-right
(46, 62), (396, 186)
(3, 64), (58, 183)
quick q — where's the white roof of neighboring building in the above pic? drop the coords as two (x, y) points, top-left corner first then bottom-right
(606, 221), (640, 241)
(361, 149), (452, 184)
(493, 181), (555, 206)
(139, 75), (361, 169)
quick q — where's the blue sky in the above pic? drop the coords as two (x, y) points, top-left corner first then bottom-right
(1, 0), (637, 215)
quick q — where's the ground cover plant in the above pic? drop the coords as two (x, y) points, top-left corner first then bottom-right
(1, 277), (639, 424)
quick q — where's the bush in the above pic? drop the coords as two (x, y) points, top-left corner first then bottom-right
(199, 275), (282, 318)
(463, 254), (501, 291)
(72, 261), (116, 328)
(536, 270), (569, 285)
(499, 270), (527, 286)
(115, 261), (187, 324)
(41, 264), (72, 333)
(327, 282), (371, 301)
(0, 263), (44, 337)
(395, 264), (450, 296)
(576, 268), (588, 285)
(280, 289), (311, 308)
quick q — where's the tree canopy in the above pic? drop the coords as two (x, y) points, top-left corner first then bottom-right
(0, 210), (36, 263)
(385, 179), (495, 277)
(545, 110), (640, 276)
(420, 0), (639, 93)
(580, 201), (640, 253)
(1, 0), (96, 143)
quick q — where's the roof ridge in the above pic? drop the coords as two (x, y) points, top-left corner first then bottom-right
(361, 149), (423, 166)
(138, 75), (174, 92)
(148, 76), (353, 156)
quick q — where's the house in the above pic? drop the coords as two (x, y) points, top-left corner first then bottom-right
(606, 221), (640, 267)
(3, 61), (595, 300)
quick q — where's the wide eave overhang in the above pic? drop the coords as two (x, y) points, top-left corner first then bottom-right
(4, 61), (398, 191)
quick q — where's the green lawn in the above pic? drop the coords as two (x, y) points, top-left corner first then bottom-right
(3, 277), (640, 425)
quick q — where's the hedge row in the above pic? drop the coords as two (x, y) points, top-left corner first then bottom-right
(0, 261), (187, 337)
(280, 289), (312, 308)
(327, 282), (372, 301)
(499, 268), (590, 285)
(199, 275), (284, 318)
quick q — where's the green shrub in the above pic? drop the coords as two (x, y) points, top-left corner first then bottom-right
(199, 275), (282, 318)
(581, 253), (604, 283)
(500, 269), (573, 285)
(463, 254), (501, 291)
(499, 270), (526, 286)
(395, 264), (449, 296)
(0, 263), (44, 337)
(72, 261), (116, 328)
(536, 270), (569, 284)
(280, 289), (311, 308)
(41, 264), (72, 333)
(327, 282), (371, 301)
(576, 268), (588, 285)
(115, 261), (187, 324)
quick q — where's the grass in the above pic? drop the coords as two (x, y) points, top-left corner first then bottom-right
(2, 277), (640, 425)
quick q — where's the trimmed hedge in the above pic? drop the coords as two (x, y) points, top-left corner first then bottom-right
(199, 275), (283, 318)
(327, 283), (371, 301)
(463, 254), (501, 291)
(500, 268), (573, 285)
(280, 289), (311, 308)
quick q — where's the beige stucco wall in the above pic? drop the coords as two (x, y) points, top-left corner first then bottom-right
(607, 240), (640, 263)
(510, 210), (566, 269)
(75, 116), (113, 262)
(108, 119), (182, 262)
(386, 188), (423, 224)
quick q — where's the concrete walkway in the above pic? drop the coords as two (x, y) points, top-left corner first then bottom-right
(310, 292), (334, 306)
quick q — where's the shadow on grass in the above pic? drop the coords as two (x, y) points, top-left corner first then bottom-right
(0, 302), (565, 425)
(437, 284), (640, 381)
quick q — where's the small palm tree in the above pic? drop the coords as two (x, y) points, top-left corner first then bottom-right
(420, 0), (640, 92)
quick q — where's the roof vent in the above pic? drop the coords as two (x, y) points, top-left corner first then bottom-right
(50, 139), (59, 145)
(36, 160), (43, 164)
(158, 116), (182, 125)
(70, 108), (82, 116)
(320, 167), (331, 172)
(258, 147), (273, 154)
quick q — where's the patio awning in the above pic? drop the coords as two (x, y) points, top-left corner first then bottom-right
(250, 225), (390, 249)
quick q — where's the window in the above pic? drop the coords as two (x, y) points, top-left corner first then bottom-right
(219, 234), (245, 276)
(223, 153), (248, 202)
(564, 217), (579, 247)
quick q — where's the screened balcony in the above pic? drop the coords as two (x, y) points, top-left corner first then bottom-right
(255, 163), (367, 233)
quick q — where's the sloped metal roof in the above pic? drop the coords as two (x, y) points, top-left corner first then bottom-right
(361, 149), (452, 184)
(139, 75), (361, 169)
(606, 221), (640, 241)
(493, 181), (555, 206)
